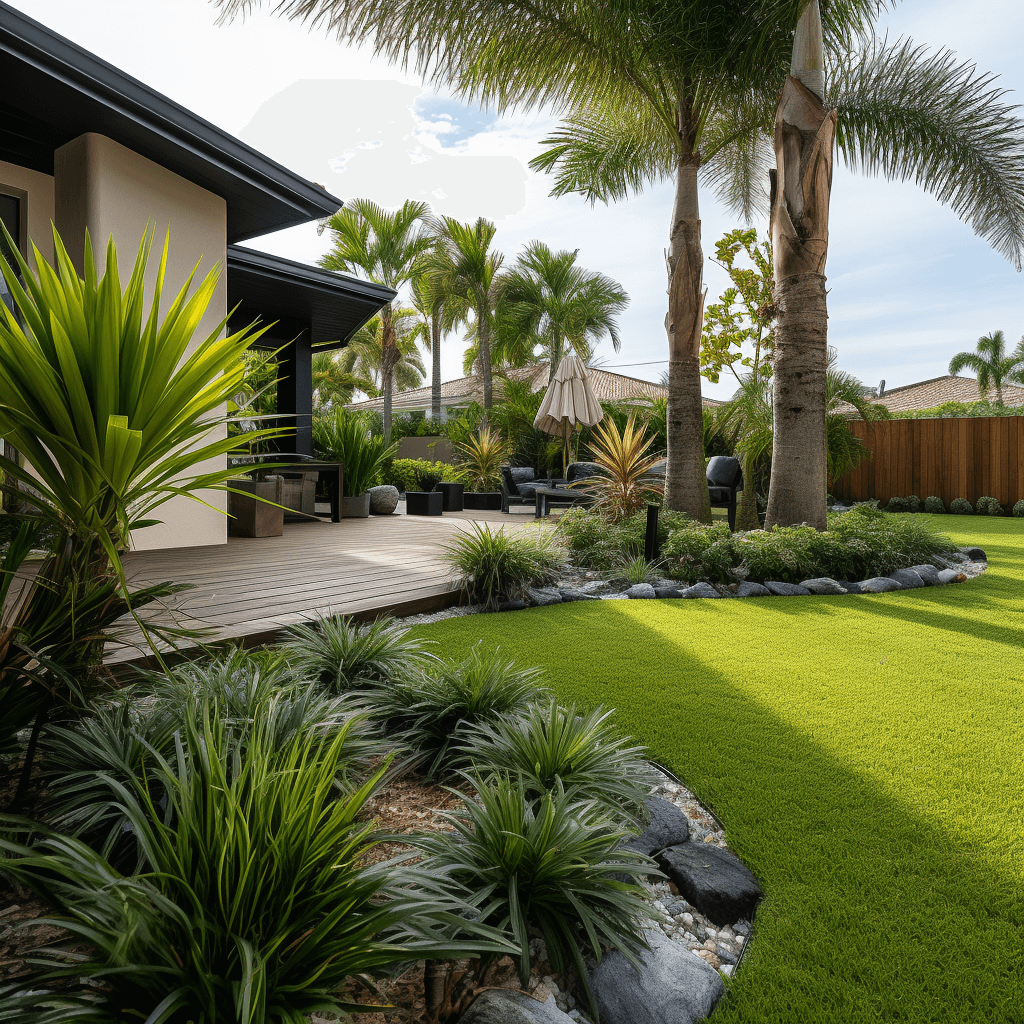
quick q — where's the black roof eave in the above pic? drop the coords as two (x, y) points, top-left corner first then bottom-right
(0, 2), (341, 242)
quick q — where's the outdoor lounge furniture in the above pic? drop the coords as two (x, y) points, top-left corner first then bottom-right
(233, 455), (344, 523)
(534, 486), (596, 519)
(706, 455), (744, 529)
(500, 467), (564, 513)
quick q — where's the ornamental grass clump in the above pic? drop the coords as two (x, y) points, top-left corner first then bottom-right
(415, 774), (659, 1016)
(444, 522), (567, 609)
(462, 699), (657, 822)
(282, 613), (438, 693)
(610, 554), (663, 586)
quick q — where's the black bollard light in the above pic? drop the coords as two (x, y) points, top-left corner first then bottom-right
(645, 503), (660, 562)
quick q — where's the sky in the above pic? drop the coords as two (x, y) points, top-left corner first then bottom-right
(8, 0), (1024, 400)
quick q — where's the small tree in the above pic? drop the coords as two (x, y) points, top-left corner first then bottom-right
(948, 330), (1024, 406)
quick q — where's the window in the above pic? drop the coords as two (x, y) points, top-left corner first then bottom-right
(0, 191), (20, 314)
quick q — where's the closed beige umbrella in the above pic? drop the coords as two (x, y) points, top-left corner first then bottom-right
(533, 353), (604, 466)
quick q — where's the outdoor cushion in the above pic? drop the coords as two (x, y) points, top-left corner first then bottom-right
(501, 466), (536, 494)
(707, 456), (742, 489)
(567, 461), (601, 483)
(707, 486), (733, 502)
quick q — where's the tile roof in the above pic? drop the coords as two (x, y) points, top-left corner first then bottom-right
(834, 375), (1024, 416)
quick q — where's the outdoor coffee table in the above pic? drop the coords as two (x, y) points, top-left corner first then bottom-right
(534, 486), (595, 519)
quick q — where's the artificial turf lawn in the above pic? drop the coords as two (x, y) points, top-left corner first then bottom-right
(413, 516), (1024, 1024)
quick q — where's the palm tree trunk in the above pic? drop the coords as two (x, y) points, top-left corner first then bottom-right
(380, 304), (399, 440)
(431, 309), (442, 420)
(765, 2), (835, 531)
(664, 120), (710, 521)
(735, 452), (760, 531)
(478, 301), (493, 417)
(549, 330), (563, 381)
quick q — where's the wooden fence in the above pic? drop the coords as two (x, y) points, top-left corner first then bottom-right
(832, 416), (1024, 507)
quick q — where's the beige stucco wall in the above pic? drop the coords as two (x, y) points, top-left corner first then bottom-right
(54, 133), (229, 551)
(0, 159), (55, 264)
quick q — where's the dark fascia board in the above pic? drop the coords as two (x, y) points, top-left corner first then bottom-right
(227, 245), (395, 349)
(0, 2), (341, 242)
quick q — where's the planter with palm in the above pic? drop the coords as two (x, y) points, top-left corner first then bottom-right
(948, 330), (1024, 406)
(312, 409), (399, 517)
(458, 427), (508, 510)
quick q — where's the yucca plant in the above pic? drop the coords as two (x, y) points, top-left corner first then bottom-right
(456, 427), (509, 491)
(311, 408), (399, 495)
(463, 700), (657, 821)
(1, 702), (511, 1023)
(372, 645), (547, 778)
(281, 613), (438, 693)
(416, 774), (659, 1014)
(582, 414), (663, 522)
(444, 522), (567, 609)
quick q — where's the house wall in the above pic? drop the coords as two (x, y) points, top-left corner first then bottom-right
(53, 133), (229, 551)
(0, 159), (55, 263)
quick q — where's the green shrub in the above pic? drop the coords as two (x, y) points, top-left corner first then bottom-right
(282, 613), (438, 693)
(416, 774), (658, 1014)
(382, 458), (463, 492)
(907, 495), (922, 512)
(924, 496), (946, 513)
(462, 700), (657, 820)
(886, 496), (910, 513)
(2, 706), (497, 1023)
(1014, 499), (1024, 517)
(371, 646), (546, 778)
(312, 409), (399, 496)
(950, 497), (974, 515)
(661, 523), (733, 584)
(976, 496), (1003, 516)
(444, 522), (567, 608)
(558, 507), (690, 571)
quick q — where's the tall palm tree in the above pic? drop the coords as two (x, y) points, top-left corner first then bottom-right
(217, 0), (1024, 518)
(424, 217), (504, 414)
(335, 309), (426, 398)
(948, 330), (1024, 406)
(410, 263), (462, 421)
(318, 199), (434, 438)
(495, 241), (628, 379)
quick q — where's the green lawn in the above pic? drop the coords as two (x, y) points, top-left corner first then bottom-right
(414, 516), (1024, 1023)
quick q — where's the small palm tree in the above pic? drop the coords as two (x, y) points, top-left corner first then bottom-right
(311, 351), (376, 411)
(335, 309), (426, 397)
(495, 242), (628, 379)
(318, 199), (434, 438)
(948, 330), (1024, 406)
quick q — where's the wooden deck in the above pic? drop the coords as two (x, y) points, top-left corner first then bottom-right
(109, 505), (541, 666)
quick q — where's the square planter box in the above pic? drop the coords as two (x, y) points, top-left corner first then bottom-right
(228, 476), (284, 537)
(406, 490), (444, 516)
(342, 492), (371, 518)
(463, 491), (502, 511)
(435, 481), (465, 512)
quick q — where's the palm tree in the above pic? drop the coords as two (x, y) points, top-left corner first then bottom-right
(311, 351), (377, 411)
(318, 199), (434, 439)
(948, 330), (1024, 406)
(424, 217), (504, 414)
(335, 309), (426, 398)
(410, 263), (462, 421)
(216, 0), (1024, 519)
(495, 242), (628, 379)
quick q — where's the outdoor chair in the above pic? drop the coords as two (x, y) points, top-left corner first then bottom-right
(500, 466), (566, 513)
(706, 455), (744, 529)
(565, 461), (601, 484)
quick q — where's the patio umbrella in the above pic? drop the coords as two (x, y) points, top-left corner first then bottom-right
(533, 352), (604, 468)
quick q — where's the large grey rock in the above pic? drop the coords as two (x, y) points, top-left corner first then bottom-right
(964, 547), (987, 561)
(910, 564), (942, 586)
(558, 589), (599, 602)
(859, 576), (902, 593)
(889, 568), (925, 589)
(836, 581), (864, 594)
(736, 581), (770, 597)
(590, 928), (724, 1024)
(575, 580), (610, 594)
(798, 577), (847, 595)
(937, 568), (967, 585)
(458, 989), (575, 1024)
(656, 844), (763, 926)
(765, 580), (811, 597)
(654, 585), (683, 599)
(626, 583), (657, 599)
(525, 587), (563, 607)
(627, 796), (691, 856)
(367, 484), (400, 515)
(682, 582), (722, 599)
(497, 598), (527, 612)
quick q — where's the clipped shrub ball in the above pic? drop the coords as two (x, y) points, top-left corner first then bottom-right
(1014, 499), (1024, 518)
(949, 498), (973, 515)
(907, 495), (922, 513)
(924, 496), (945, 514)
(976, 496), (1002, 516)
(886, 496), (910, 513)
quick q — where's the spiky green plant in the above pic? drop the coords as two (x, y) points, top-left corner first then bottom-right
(456, 427), (508, 492)
(582, 414), (663, 522)
(610, 554), (663, 586)
(311, 408), (399, 495)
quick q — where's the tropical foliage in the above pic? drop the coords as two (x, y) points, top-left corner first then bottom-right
(581, 414), (663, 522)
(948, 330), (1024, 405)
(335, 307), (427, 397)
(456, 426), (508, 491)
(312, 408), (398, 495)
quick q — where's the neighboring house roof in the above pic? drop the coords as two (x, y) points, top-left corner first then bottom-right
(227, 246), (396, 350)
(834, 374), (1024, 415)
(0, 3), (340, 242)
(345, 361), (723, 412)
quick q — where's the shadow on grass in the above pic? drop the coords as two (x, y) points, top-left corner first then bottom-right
(416, 601), (1024, 1024)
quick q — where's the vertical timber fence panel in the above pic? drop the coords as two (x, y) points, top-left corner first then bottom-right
(832, 416), (1024, 509)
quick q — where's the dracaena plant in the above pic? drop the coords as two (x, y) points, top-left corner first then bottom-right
(583, 414), (663, 522)
(0, 223), (279, 574)
(456, 426), (508, 491)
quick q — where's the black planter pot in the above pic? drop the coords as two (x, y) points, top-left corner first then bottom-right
(406, 490), (444, 516)
(435, 481), (465, 512)
(463, 491), (502, 511)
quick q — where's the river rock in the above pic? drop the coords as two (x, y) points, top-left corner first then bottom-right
(859, 577), (902, 593)
(558, 589), (599, 602)
(497, 598), (527, 612)
(909, 564), (941, 586)
(654, 585), (682, 598)
(458, 989), (575, 1024)
(736, 581), (770, 597)
(937, 568), (967, 585)
(627, 796), (691, 856)
(656, 844), (763, 926)
(525, 587), (563, 607)
(367, 485), (400, 514)
(835, 581), (863, 594)
(889, 568), (925, 589)
(626, 583), (658, 599)
(681, 582), (721, 599)
(798, 577), (847, 595)
(963, 547), (987, 561)
(765, 581), (811, 597)
(589, 928), (724, 1024)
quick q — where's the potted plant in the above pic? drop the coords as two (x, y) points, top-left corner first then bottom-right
(406, 467), (444, 516)
(312, 409), (398, 518)
(458, 428), (507, 511)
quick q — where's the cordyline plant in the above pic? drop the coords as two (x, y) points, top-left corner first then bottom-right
(583, 414), (663, 522)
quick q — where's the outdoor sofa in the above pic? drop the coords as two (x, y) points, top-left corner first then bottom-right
(500, 462), (601, 513)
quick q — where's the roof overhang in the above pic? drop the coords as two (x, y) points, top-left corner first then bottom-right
(226, 245), (395, 349)
(0, 3), (341, 242)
